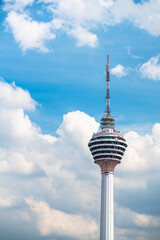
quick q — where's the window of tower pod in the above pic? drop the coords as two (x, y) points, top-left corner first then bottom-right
(114, 138), (118, 149)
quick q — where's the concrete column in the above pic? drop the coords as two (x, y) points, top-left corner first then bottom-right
(100, 171), (114, 240)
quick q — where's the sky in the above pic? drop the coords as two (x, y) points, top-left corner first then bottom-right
(0, 0), (160, 240)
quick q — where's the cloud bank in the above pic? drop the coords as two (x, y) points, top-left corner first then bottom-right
(3, 0), (160, 52)
(26, 198), (98, 239)
(0, 79), (159, 239)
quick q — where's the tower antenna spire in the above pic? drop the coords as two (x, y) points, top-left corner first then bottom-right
(106, 55), (110, 115)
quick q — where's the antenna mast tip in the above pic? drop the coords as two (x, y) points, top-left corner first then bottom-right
(107, 55), (109, 64)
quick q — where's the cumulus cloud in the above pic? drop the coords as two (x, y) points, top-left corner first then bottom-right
(0, 79), (160, 239)
(116, 205), (160, 228)
(0, 188), (16, 207)
(131, 0), (160, 37)
(3, 0), (160, 52)
(120, 127), (160, 173)
(0, 80), (46, 176)
(56, 110), (99, 155)
(0, 78), (100, 239)
(0, 151), (45, 176)
(68, 27), (98, 47)
(0, 80), (36, 110)
(26, 198), (98, 239)
(111, 64), (129, 77)
(45, 0), (114, 24)
(5, 11), (55, 52)
(3, 0), (34, 11)
(139, 56), (160, 80)
(41, 0), (160, 39)
(108, 0), (160, 37)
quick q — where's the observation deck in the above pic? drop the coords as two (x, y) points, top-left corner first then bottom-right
(88, 113), (127, 172)
(88, 129), (127, 163)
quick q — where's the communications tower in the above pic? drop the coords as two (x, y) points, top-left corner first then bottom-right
(88, 55), (127, 240)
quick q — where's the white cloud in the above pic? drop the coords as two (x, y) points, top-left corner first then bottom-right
(0, 188), (16, 207)
(132, 0), (160, 37)
(0, 79), (100, 239)
(139, 56), (160, 80)
(120, 124), (160, 174)
(115, 227), (149, 240)
(0, 80), (36, 110)
(45, 0), (114, 24)
(5, 11), (55, 52)
(109, 0), (160, 37)
(56, 110), (99, 155)
(68, 27), (98, 47)
(3, 0), (34, 11)
(0, 80), (46, 176)
(0, 79), (160, 239)
(39, 0), (160, 39)
(0, 108), (39, 145)
(26, 198), (98, 239)
(3, 0), (160, 51)
(116, 205), (160, 228)
(0, 151), (44, 176)
(111, 64), (129, 77)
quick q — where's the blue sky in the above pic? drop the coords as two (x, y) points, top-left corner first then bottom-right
(1, 0), (160, 134)
(1, 0), (160, 240)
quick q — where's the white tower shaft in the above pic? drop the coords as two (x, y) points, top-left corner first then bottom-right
(100, 171), (114, 240)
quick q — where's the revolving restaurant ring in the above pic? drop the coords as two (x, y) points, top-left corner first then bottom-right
(88, 132), (127, 163)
